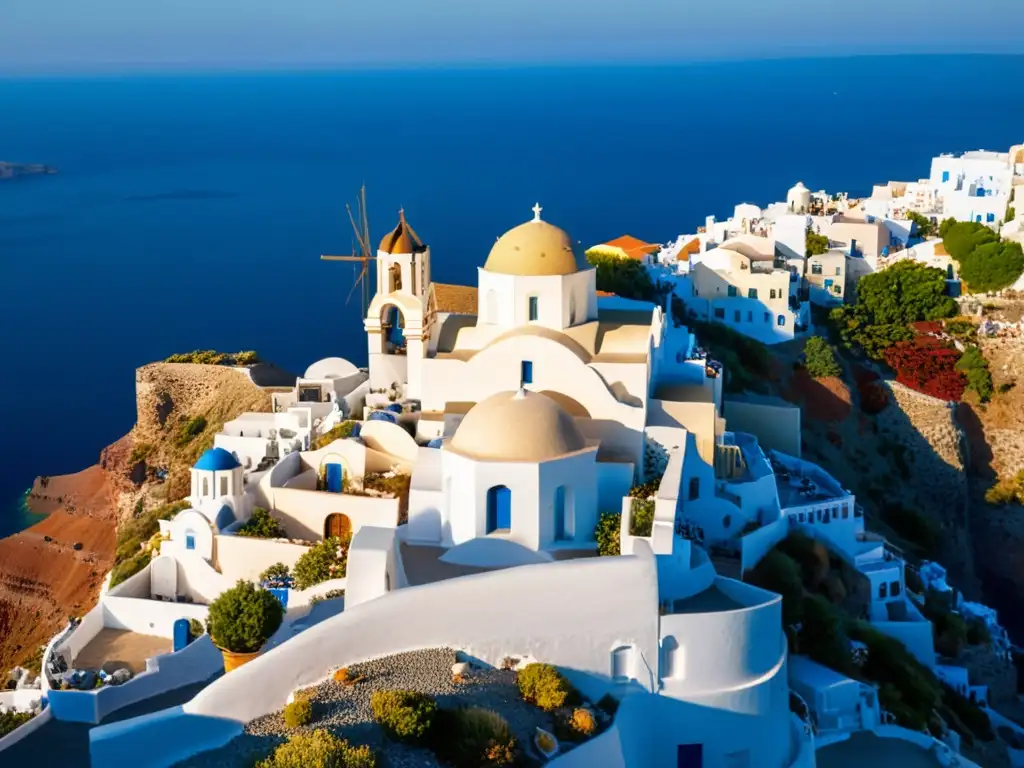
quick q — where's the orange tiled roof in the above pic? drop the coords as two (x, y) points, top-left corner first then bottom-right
(677, 237), (700, 262)
(601, 235), (660, 260)
(596, 290), (617, 297)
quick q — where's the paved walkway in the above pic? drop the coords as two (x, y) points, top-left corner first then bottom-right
(0, 675), (219, 767)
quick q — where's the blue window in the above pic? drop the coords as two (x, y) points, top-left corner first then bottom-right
(777, 315), (786, 327)
(941, 171), (950, 182)
(727, 285), (737, 297)
(747, 288), (757, 299)
(977, 187), (986, 198)
(987, 212), (996, 223)
(824, 279), (833, 288)
(976, 215), (983, 223)
(528, 296), (539, 321)
(521, 360), (533, 385)
(185, 531), (196, 551)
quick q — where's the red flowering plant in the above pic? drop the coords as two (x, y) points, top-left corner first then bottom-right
(883, 336), (966, 402)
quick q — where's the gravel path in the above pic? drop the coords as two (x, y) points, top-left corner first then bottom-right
(176, 648), (557, 767)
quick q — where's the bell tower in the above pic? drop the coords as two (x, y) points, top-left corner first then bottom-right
(365, 210), (430, 401)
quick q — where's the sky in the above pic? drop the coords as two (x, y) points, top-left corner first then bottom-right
(1, 0), (1023, 75)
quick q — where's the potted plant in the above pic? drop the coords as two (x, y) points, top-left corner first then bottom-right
(206, 579), (284, 672)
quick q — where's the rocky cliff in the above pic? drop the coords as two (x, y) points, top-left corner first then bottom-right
(0, 363), (273, 676)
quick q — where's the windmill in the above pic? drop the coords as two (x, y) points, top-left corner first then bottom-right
(321, 185), (376, 317)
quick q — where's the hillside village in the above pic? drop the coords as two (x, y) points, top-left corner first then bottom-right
(3, 144), (1024, 768)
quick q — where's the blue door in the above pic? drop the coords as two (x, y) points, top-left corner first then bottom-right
(268, 587), (289, 610)
(325, 463), (343, 494)
(677, 744), (703, 768)
(486, 486), (511, 532)
(173, 618), (190, 652)
(554, 486), (565, 540)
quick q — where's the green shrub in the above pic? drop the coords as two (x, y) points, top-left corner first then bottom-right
(943, 221), (999, 263)
(435, 707), (517, 768)
(798, 595), (853, 675)
(689, 319), (771, 393)
(165, 350), (261, 367)
(517, 663), (574, 711)
(594, 512), (621, 556)
(283, 698), (313, 728)
(906, 211), (937, 239)
(362, 471), (411, 498)
(206, 580), (284, 653)
(629, 498), (655, 537)
(239, 508), (287, 539)
(966, 619), (991, 647)
(804, 336), (842, 378)
(256, 730), (375, 768)
(260, 562), (291, 585)
(177, 415), (208, 446)
(745, 549), (805, 626)
(129, 443), (153, 465)
(0, 710), (34, 738)
(312, 421), (358, 450)
(109, 550), (152, 588)
(806, 228), (830, 257)
(585, 250), (657, 301)
(960, 241), (1024, 293)
(293, 537), (349, 591)
(370, 690), (436, 744)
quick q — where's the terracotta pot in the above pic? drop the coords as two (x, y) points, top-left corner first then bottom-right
(219, 647), (261, 672)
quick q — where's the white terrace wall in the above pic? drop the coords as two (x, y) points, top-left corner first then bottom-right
(48, 637), (222, 725)
(102, 595), (209, 638)
(739, 517), (789, 574)
(91, 546), (662, 768)
(267, 488), (400, 542)
(214, 535), (310, 583)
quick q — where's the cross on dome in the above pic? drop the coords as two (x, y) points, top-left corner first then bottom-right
(532, 202), (543, 222)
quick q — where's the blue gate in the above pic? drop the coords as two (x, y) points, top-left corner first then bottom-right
(173, 618), (190, 652)
(325, 462), (343, 493)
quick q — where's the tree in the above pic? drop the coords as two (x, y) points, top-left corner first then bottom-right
(938, 218), (957, 239)
(805, 228), (830, 257)
(958, 240), (1024, 293)
(956, 345), (993, 401)
(293, 536), (349, 590)
(206, 580), (284, 653)
(238, 507), (287, 539)
(831, 262), (957, 359)
(584, 251), (656, 301)
(942, 221), (998, 263)
(803, 336), (842, 378)
(906, 211), (936, 239)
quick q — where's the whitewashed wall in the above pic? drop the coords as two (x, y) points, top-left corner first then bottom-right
(92, 546), (661, 768)
(214, 535), (310, 583)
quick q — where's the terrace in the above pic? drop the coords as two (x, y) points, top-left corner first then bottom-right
(816, 732), (946, 768)
(72, 629), (169, 676)
(770, 450), (848, 510)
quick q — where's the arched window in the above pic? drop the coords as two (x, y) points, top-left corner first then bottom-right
(777, 315), (786, 327)
(201, 477), (209, 497)
(879, 582), (888, 599)
(219, 476), (229, 496)
(661, 636), (682, 679)
(185, 529), (196, 551)
(611, 646), (631, 681)
(528, 296), (539, 322)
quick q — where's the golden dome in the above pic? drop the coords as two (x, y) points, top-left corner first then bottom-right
(378, 210), (424, 255)
(448, 389), (587, 462)
(484, 206), (584, 277)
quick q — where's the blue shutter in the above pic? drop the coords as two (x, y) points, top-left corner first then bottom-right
(521, 360), (533, 385)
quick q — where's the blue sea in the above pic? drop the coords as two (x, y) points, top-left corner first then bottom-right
(1, 55), (1022, 537)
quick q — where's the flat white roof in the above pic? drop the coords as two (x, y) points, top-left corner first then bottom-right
(789, 654), (858, 692)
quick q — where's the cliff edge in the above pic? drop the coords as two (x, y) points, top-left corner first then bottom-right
(0, 362), (273, 675)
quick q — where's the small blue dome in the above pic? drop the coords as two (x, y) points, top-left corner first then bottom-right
(194, 447), (241, 472)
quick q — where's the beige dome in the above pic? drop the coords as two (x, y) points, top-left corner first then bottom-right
(449, 389), (587, 462)
(484, 218), (583, 277)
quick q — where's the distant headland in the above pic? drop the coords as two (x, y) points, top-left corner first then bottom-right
(0, 161), (57, 180)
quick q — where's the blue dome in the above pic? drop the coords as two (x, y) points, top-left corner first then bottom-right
(194, 447), (241, 472)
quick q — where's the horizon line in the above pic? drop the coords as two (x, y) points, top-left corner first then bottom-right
(1, 51), (1022, 80)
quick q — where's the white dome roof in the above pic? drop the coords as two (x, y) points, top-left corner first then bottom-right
(448, 390), (587, 463)
(304, 357), (359, 380)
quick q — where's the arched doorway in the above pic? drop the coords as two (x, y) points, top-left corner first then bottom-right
(486, 485), (511, 533)
(382, 304), (406, 350)
(324, 513), (352, 541)
(554, 485), (574, 541)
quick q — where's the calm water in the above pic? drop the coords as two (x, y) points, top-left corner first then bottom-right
(1, 55), (1022, 537)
